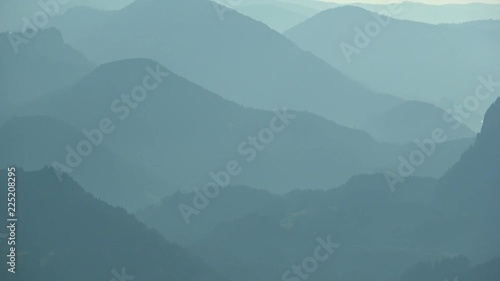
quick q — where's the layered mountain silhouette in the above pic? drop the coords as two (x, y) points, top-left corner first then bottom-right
(285, 6), (500, 130)
(1, 1), (498, 281)
(9, 58), (399, 194)
(0, 28), (92, 107)
(188, 175), (442, 281)
(8, 58), (473, 196)
(355, 2), (500, 25)
(0, 116), (172, 211)
(0, 168), (224, 281)
(0, 0), (132, 31)
(49, 0), (402, 128)
(136, 185), (280, 246)
(395, 137), (474, 179)
(365, 101), (475, 144)
(223, 0), (317, 32)
(223, 1), (500, 32)
(398, 98), (500, 263)
(136, 100), (500, 281)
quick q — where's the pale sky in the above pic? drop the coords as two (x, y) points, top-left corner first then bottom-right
(324, 0), (500, 4)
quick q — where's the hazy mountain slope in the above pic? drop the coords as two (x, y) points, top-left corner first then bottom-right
(190, 136), (500, 280)
(225, 0), (318, 32)
(50, 0), (403, 128)
(388, 99), (500, 263)
(357, 2), (500, 24)
(413, 98), (500, 262)
(10, 58), (404, 194)
(0, 28), (93, 107)
(0, 0), (133, 31)
(434, 97), (500, 214)
(227, 1), (500, 31)
(235, 4), (308, 32)
(237, 0), (318, 16)
(365, 101), (475, 144)
(396, 137), (475, 179)
(191, 175), (443, 281)
(285, 7), (500, 130)
(188, 100), (500, 279)
(273, 1), (500, 24)
(0, 168), (224, 281)
(136, 186), (280, 246)
(0, 116), (172, 211)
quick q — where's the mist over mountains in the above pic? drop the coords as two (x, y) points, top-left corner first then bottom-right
(48, 0), (404, 128)
(0, 28), (93, 106)
(285, 6), (500, 130)
(212, 1), (500, 32)
(1, 0), (499, 280)
(0, 168), (224, 281)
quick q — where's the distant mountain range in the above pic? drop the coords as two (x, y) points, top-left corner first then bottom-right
(2, 58), (397, 197)
(0, 0), (133, 31)
(0, 116), (173, 211)
(134, 98), (500, 281)
(350, 2), (500, 25)
(212, 1), (500, 32)
(136, 185), (281, 246)
(3, 0), (500, 33)
(0, 29), (93, 106)
(0, 168), (224, 281)
(3, 58), (473, 205)
(215, 0), (318, 32)
(1, 1), (499, 280)
(364, 101), (475, 144)
(285, 6), (500, 130)
(48, 0), (403, 128)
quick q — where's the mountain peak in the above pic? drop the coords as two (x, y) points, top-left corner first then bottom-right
(93, 58), (166, 73)
(316, 5), (384, 21)
(330, 5), (371, 14)
(477, 97), (500, 144)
